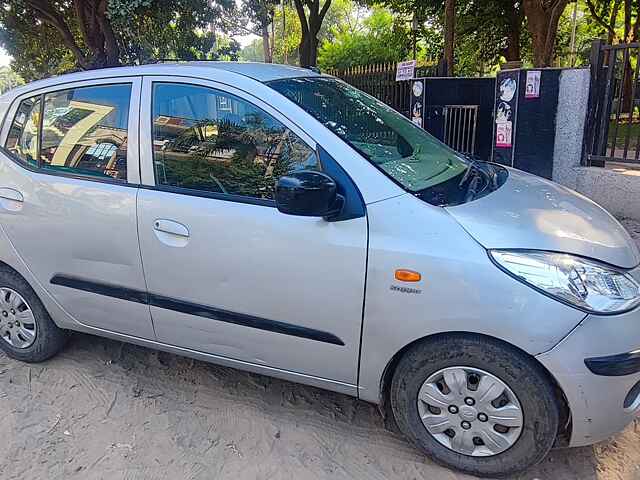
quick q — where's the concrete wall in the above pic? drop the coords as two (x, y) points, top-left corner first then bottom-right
(552, 68), (640, 221)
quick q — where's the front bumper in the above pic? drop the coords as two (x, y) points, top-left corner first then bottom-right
(536, 307), (640, 447)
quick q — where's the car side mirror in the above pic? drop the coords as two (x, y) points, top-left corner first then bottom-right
(275, 171), (343, 219)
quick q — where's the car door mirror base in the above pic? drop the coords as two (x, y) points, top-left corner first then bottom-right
(275, 171), (343, 219)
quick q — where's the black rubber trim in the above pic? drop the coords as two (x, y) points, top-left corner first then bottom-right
(51, 274), (149, 304)
(50, 274), (344, 346)
(139, 184), (276, 208)
(584, 350), (640, 376)
(150, 294), (344, 345)
(317, 145), (366, 221)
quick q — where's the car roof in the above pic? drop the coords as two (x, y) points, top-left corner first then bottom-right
(2, 62), (321, 101)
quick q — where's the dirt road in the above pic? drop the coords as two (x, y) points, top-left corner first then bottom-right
(2, 221), (640, 480)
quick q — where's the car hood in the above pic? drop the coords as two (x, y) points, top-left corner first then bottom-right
(445, 167), (640, 269)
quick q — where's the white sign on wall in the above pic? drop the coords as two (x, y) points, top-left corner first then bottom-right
(525, 70), (541, 98)
(396, 60), (416, 81)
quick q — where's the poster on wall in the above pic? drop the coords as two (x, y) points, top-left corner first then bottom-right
(492, 69), (519, 165)
(525, 70), (541, 98)
(495, 122), (512, 147)
(410, 79), (425, 127)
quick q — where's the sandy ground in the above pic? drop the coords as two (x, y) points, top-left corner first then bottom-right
(2, 222), (640, 480)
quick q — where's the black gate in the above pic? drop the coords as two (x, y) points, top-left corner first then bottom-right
(584, 39), (640, 165)
(420, 78), (496, 160)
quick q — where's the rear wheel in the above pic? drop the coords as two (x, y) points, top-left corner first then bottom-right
(0, 268), (66, 362)
(390, 334), (559, 477)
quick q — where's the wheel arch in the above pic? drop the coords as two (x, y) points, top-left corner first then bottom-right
(375, 331), (572, 447)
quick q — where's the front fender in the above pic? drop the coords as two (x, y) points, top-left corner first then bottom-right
(358, 194), (586, 403)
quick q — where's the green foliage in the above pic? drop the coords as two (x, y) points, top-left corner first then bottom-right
(0, 67), (24, 94)
(239, 39), (266, 62)
(272, 3), (303, 64)
(239, 0), (279, 31)
(317, 7), (411, 69)
(0, 0), (237, 80)
(107, 0), (153, 18)
(111, 0), (237, 63)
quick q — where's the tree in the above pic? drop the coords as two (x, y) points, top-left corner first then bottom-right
(522, 0), (571, 66)
(0, 67), (24, 94)
(318, 7), (411, 69)
(240, 0), (354, 66)
(232, 0), (279, 62)
(293, 0), (333, 66)
(0, 0), (236, 79)
(5, 0), (122, 70)
(239, 38), (266, 62)
(444, 0), (455, 74)
(112, 0), (236, 64)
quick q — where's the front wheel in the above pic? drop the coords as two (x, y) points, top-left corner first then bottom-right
(390, 334), (559, 477)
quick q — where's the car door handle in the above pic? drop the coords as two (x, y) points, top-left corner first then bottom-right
(153, 219), (190, 237)
(0, 188), (23, 203)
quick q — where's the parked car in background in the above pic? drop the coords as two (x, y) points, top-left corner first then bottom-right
(0, 63), (639, 477)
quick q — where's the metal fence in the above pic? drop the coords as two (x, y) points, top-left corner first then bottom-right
(584, 39), (640, 165)
(443, 105), (478, 155)
(325, 63), (438, 115)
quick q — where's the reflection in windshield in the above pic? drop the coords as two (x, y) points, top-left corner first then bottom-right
(268, 77), (470, 195)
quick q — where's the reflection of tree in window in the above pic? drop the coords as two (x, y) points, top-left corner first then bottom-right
(152, 84), (319, 200)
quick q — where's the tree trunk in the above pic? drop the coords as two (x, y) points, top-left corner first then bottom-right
(293, 0), (331, 68)
(262, 24), (272, 63)
(444, 0), (455, 76)
(504, 1), (522, 61)
(298, 33), (319, 67)
(523, 0), (569, 67)
(27, 0), (121, 70)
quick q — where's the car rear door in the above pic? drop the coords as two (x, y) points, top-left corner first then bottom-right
(0, 77), (155, 339)
(136, 76), (367, 388)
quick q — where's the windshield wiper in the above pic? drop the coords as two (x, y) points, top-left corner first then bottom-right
(458, 157), (496, 201)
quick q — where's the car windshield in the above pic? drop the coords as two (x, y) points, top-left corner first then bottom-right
(267, 76), (470, 193)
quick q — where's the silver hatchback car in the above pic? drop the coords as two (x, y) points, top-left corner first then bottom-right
(0, 62), (638, 477)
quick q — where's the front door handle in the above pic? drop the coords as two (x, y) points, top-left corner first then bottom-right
(153, 219), (190, 237)
(0, 188), (23, 203)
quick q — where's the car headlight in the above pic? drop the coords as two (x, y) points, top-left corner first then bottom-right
(489, 250), (640, 314)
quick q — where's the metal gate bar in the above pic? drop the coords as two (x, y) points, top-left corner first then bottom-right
(585, 39), (640, 165)
(443, 105), (478, 155)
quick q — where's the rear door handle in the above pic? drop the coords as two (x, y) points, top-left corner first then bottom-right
(153, 219), (189, 237)
(0, 188), (23, 203)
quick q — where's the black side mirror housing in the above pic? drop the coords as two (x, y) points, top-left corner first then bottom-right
(275, 171), (343, 219)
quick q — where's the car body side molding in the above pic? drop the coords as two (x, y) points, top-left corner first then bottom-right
(50, 274), (345, 346)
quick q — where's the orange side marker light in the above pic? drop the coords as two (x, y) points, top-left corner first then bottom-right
(395, 269), (421, 282)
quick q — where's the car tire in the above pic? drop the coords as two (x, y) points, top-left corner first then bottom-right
(390, 333), (559, 477)
(0, 268), (66, 362)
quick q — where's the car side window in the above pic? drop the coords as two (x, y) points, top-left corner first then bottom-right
(5, 95), (41, 168)
(40, 84), (132, 181)
(152, 82), (318, 200)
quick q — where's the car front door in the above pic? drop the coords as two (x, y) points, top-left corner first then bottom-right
(0, 77), (155, 339)
(136, 76), (367, 387)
